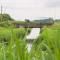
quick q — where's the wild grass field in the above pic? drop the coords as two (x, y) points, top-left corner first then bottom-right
(0, 24), (60, 60)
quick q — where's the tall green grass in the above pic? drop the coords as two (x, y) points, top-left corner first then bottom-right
(0, 28), (31, 60)
(31, 27), (60, 60)
(0, 26), (60, 60)
(41, 28), (60, 60)
(0, 28), (26, 43)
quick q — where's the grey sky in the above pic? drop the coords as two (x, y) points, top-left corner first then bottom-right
(46, 0), (60, 7)
(0, 0), (60, 20)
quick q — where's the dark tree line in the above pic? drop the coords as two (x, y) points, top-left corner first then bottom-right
(0, 14), (14, 22)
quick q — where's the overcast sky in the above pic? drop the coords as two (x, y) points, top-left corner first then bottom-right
(0, 0), (60, 20)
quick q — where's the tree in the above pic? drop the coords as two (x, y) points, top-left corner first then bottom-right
(0, 14), (14, 22)
(25, 19), (30, 22)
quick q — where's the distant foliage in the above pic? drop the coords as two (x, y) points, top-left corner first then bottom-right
(33, 18), (54, 24)
(0, 14), (15, 28)
(0, 14), (14, 22)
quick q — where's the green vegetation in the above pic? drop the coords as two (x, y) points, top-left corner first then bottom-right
(0, 14), (14, 28)
(0, 28), (26, 43)
(0, 14), (60, 60)
(30, 24), (60, 60)
(33, 18), (54, 24)
(0, 24), (60, 60)
(0, 28), (30, 60)
(0, 14), (14, 22)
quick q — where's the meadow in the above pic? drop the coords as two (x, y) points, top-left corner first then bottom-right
(0, 23), (60, 60)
